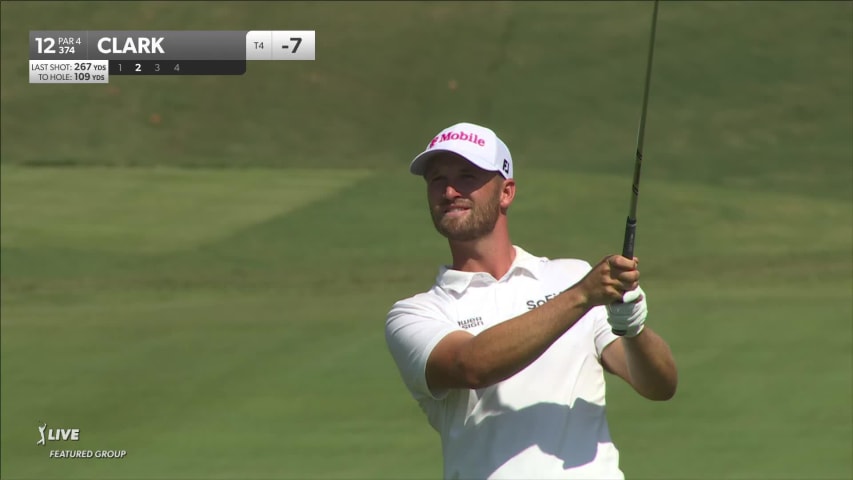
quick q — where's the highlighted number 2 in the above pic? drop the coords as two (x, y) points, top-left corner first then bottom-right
(289, 37), (302, 53)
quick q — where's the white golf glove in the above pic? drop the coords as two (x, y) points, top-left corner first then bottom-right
(605, 285), (648, 337)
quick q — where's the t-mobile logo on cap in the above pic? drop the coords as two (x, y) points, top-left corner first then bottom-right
(429, 131), (486, 149)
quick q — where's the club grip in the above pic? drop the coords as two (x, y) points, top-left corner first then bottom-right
(613, 217), (637, 336)
(621, 216), (636, 260)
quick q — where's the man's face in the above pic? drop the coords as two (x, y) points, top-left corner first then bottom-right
(423, 153), (504, 242)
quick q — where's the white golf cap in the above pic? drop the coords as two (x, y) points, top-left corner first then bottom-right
(409, 122), (513, 179)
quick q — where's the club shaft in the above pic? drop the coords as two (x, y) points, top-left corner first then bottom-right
(621, 0), (659, 259)
(615, 0), (659, 336)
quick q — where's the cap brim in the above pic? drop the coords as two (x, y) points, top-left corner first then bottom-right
(409, 150), (443, 176)
(409, 149), (501, 177)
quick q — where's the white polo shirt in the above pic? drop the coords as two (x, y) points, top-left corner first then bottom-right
(385, 246), (623, 480)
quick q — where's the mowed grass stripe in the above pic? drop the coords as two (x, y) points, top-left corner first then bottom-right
(3, 3), (849, 202)
(508, 171), (851, 257)
(0, 166), (373, 254)
(3, 169), (849, 300)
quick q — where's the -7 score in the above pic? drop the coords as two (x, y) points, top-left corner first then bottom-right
(108, 60), (246, 76)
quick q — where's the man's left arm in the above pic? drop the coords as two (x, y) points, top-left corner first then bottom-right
(601, 326), (678, 401)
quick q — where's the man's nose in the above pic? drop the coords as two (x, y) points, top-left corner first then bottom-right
(443, 183), (462, 199)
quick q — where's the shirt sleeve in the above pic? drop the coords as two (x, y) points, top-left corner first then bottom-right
(385, 298), (462, 401)
(592, 305), (619, 359)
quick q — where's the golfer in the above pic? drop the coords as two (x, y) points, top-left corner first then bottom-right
(385, 122), (678, 479)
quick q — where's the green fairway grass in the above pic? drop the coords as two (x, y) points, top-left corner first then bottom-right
(0, 166), (373, 254)
(2, 168), (850, 479)
(2, 1), (851, 479)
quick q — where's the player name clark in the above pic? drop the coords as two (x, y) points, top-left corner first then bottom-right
(97, 37), (164, 54)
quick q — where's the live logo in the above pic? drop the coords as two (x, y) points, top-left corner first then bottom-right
(47, 429), (80, 441)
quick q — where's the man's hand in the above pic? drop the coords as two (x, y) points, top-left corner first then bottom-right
(574, 255), (640, 307)
(606, 286), (648, 337)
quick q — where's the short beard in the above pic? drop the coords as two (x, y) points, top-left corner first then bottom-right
(431, 184), (502, 242)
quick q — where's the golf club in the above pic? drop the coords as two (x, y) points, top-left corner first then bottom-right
(613, 0), (659, 336)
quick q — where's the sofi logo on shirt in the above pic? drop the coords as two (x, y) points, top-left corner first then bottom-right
(526, 292), (560, 310)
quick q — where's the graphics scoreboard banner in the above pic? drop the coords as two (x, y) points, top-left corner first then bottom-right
(29, 30), (315, 84)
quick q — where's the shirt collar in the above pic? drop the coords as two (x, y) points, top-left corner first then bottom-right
(436, 246), (544, 294)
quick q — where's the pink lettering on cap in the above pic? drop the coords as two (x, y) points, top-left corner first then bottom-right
(429, 131), (486, 149)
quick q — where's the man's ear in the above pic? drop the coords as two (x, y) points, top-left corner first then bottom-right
(500, 178), (516, 209)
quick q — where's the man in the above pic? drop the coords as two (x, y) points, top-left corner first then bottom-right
(385, 122), (678, 479)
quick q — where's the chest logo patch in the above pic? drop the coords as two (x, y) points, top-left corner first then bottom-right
(458, 316), (484, 329)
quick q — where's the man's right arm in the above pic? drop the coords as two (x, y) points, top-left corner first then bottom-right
(426, 255), (639, 392)
(425, 287), (592, 391)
